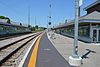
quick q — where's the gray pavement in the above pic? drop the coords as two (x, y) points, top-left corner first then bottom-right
(22, 33), (74, 67)
(48, 32), (100, 67)
(36, 33), (73, 67)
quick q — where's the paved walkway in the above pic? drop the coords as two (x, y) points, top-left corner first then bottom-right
(23, 33), (73, 67)
(36, 33), (72, 67)
(48, 32), (100, 67)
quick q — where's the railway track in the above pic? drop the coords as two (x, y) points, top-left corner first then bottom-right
(0, 33), (40, 67)
(0, 33), (32, 41)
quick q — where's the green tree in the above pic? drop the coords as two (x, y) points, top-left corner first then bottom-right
(0, 16), (5, 19)
(0, 16), (11, 24)
(32, 26), (35, 31)
(35, 25), (38, 30)
(28, 25), (31, 28)
(20, 23), (22, 26)
(6, 17), (11, 24)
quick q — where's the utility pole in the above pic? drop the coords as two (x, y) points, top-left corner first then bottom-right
(73, 0), (79, 58)
(35, 16), (37, 26)
(69, 0), (82, 66)
(28, 7), (30, 26)
(47, 16), (49, 30)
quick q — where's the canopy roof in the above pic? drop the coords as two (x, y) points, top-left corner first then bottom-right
(84, 0), (100, 11)
(53, 11), (100, 29)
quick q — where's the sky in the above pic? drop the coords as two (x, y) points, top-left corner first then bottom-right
(0, 0), (96, 27)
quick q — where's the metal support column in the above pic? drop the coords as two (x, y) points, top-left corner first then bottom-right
(69, 0), (82, 66)
(72, 0), (79, 58)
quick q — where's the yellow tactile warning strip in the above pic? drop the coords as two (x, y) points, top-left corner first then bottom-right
(28, 34), (42, 67)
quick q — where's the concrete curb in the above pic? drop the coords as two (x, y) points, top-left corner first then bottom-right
(46, 32), (55, 46)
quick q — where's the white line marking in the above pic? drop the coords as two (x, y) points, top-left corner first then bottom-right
(44, 48), (51, 51)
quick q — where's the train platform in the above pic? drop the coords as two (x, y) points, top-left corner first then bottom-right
(21, 32), (74, 67)
(17, 32), (100, 67)
(48, 32), (100, 67)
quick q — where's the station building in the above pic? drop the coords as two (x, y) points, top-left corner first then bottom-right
(54, 0), (100, 43)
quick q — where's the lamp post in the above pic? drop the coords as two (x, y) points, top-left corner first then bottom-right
(73, 0), (79, 58)
(69, 0), (82, 66)
(47, 3), (52, 36)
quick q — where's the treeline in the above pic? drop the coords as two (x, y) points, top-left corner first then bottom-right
(0, 16), (10, 24)
(31, 25), (46, 32)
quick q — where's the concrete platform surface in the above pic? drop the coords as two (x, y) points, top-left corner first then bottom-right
(48, 32), (100, 67)
(22, 33), (74, 67)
